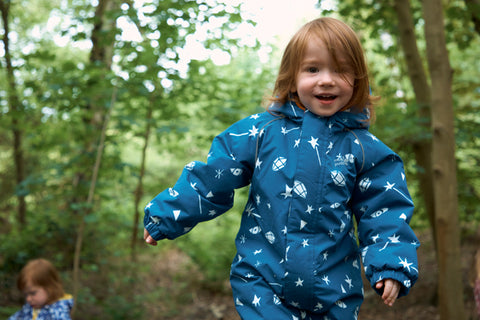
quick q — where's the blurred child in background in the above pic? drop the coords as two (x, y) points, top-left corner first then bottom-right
(9, 258), (73, 320)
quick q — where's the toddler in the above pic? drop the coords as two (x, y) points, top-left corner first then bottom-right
(9, 258), (73, 320)
(144, 17), (419, 319)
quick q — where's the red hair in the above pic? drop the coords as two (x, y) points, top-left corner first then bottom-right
(271, 17), (376, 119)
(17, 258), (65, 304)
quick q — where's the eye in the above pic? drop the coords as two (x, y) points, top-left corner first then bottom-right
(307, 66), (318, 73)
(335, 64), (354, 75)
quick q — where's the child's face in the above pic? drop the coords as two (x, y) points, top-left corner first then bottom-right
(24, 283), (49, 309)
(295, 37), (354, 117)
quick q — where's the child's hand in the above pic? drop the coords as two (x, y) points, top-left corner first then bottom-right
(143, 228), (158, 246)
(375, 278), (401, 307)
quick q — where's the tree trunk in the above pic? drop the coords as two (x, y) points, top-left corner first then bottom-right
(422, 0), (466, 319)
(131, 103), (153, 262)
(393, 0), (436, 242)
(0, 0), (27, 225)
(71, 0), (118, 316)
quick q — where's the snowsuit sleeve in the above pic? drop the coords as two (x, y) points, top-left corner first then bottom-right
(144, 117), (259, 241)
(350, 139), (419, 298)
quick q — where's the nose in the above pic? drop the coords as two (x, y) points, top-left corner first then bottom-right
(317, 69), (335, 87)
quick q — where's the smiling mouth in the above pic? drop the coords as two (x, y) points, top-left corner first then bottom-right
(315, 95), (337, 101)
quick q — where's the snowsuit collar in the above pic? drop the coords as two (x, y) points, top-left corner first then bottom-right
(268, 100), (370, 131)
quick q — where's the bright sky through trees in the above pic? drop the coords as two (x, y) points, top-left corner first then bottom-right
(117, 0), (324, 66)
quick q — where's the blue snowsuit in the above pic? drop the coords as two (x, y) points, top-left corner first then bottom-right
(144, 101), (419, 319)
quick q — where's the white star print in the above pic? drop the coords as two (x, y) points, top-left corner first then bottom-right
(215, 169), (224, 179)
(322, 275), (331, 285)
(385, 181), (413, 204)
(295, 277), (304, 286)
(345, 275), (353, 288)
(384, 181), (395, 191)
(399, 257), (413, 273)
(367, 132), (379, 141)
(308, 136), (319, 149)
(250, 114), (260, 120)
(150, 216), (160, 224)
(294, 139), (300, 148)
(305, 205), (314, 214)
(246, 203), (260, 218)
(388, 234), (400, 243)
(290, 301), (300, 307)
(255, 158), (262, 169)
(327, 141), (333, 153)
(252, 295), (261, 307)
(249, 125), (259, 137)
(281, 185), (293, 198)
(145, 202), (153, 209)
(372, 234), (380, 243)
(302, 239), (309, 247)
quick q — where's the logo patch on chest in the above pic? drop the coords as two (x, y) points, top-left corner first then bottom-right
(334, 153), (355, 167)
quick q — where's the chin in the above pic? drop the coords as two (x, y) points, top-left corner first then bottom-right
(308, 109), (338, 117)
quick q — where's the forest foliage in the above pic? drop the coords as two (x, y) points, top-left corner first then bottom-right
(1, 0), (479, 318)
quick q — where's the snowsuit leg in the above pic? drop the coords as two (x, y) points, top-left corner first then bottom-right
(231, 274), (363, 320)
(231, 274), (301, 319)
(317, 294), (363, 320)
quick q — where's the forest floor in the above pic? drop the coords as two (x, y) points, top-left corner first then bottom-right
(1, 230), (477, 319)
(143, 230), (479, 320)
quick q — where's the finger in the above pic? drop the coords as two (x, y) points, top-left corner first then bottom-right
(146, 236), (158, 246)
(389, 282), (400, 305)
(375, 281), (384, 290)
(382, 280), (393, 299)
(383, 280), (399, 306)
(144, 229), (158, 246)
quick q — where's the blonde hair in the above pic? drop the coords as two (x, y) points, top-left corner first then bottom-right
(271, 17), (376, 118)
(17, 258), (65, 304)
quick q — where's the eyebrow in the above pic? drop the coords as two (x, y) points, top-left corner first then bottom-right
(300, 57), (350, 69)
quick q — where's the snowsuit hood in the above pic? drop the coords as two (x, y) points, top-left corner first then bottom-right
(268, 100), (370, 131)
